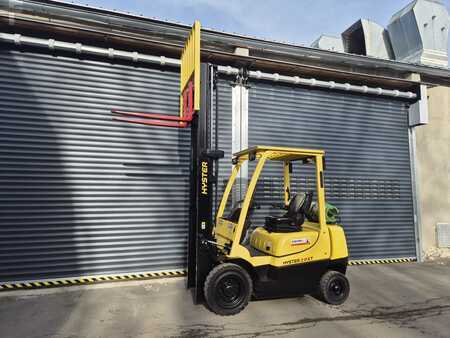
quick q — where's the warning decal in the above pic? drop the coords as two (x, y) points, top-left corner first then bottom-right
(291, 238), (310, 246)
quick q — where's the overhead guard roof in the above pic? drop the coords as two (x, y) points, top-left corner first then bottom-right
(233, 146), (324, 161)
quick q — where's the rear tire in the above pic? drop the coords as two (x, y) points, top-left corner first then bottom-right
(318, 270), (350, 305)
(204, 263), (252, 316)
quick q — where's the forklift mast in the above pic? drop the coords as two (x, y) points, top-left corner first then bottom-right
(187, 63), (222, 303)
(112, 22), (221, 304)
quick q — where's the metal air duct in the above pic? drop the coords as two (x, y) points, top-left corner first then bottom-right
(388, 0), (449, 67)
(310, 35), (344, 52)
(342, 19), (394, 59)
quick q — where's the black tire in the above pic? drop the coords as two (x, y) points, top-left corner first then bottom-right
(318, 270), (350, 305)
(204, 263), (252, 316)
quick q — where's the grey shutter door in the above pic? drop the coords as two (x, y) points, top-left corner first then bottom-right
(0, 47), (191, 281)
(248, 81), (416, 259)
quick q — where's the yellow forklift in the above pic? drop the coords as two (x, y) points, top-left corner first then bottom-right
(114, 21), (349, 315)
(203, 146), (349, 315)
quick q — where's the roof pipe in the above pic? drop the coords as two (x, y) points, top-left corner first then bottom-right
(0, 32), (417, 100)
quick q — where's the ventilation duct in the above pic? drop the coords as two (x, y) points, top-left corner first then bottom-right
(342, 19), (394, 59)
(310, 35), (344, 52)
(387, 0), (449, 67)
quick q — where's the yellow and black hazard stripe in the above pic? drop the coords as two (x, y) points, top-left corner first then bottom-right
(0, 269), (186, 291)
(348, 257), (416, 266)
(0, 258), (417, 291)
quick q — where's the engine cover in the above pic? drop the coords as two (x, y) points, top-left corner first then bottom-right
(250, 222), (320, 256)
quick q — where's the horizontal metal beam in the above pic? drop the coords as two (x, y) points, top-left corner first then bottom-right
(2, 0), (450, 85)
(0, 32), (417, 99)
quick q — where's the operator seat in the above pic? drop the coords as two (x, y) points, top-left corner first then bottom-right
(264, 192), (312, 233)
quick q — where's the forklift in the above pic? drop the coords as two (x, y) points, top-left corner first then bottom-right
(202, 146), (349, 315)
(113, 21), (349, 316)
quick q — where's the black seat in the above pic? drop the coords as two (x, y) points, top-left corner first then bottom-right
(264, 192), (313, 233)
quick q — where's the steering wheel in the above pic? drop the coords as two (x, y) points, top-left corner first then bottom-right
(229, 199), (244, 215)
(227, 198), (260, 221)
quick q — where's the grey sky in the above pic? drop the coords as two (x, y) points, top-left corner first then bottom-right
(80, 0), (449, 56)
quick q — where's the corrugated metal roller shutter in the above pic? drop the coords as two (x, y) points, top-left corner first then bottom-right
(248, 81), (416, 259)
(0, 46), (191, 281)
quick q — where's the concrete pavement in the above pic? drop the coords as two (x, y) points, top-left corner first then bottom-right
(0, 260), (449, 338)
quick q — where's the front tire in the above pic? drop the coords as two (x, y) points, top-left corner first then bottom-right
(318, 270), (350, 305)
(204, 263), (252, 316)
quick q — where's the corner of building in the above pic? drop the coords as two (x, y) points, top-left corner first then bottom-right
(415, 85), (450, 260)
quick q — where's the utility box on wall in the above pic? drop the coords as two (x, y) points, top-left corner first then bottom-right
(409, 85), (429, 126)
(437, 223), (450, 248)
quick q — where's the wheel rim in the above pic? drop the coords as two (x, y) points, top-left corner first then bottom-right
(328, 278), (346, 300)
(216, 275), (246, 309)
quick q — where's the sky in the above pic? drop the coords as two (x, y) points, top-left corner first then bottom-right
(77, 0), (450, 59)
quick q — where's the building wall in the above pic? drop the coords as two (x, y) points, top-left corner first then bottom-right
(416, 86), (450, 259)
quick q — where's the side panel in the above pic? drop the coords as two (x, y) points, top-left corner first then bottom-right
(328, 225), (349, 260)
(252, 258), (347, 298)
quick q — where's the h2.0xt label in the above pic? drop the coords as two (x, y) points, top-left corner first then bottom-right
(283, 256), (313, 265)
(201, 161), (208, 195)
(291, 238), (310, 246)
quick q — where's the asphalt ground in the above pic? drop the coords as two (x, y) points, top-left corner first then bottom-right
(0, 260), (449, 338)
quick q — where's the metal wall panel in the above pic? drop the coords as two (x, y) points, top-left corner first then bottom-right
(0, 47), (191, 281)
(248, 81), (416, 259)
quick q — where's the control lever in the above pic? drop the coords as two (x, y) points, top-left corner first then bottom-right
(271, 202), (288, 210)
(205, 149), (224, 160)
